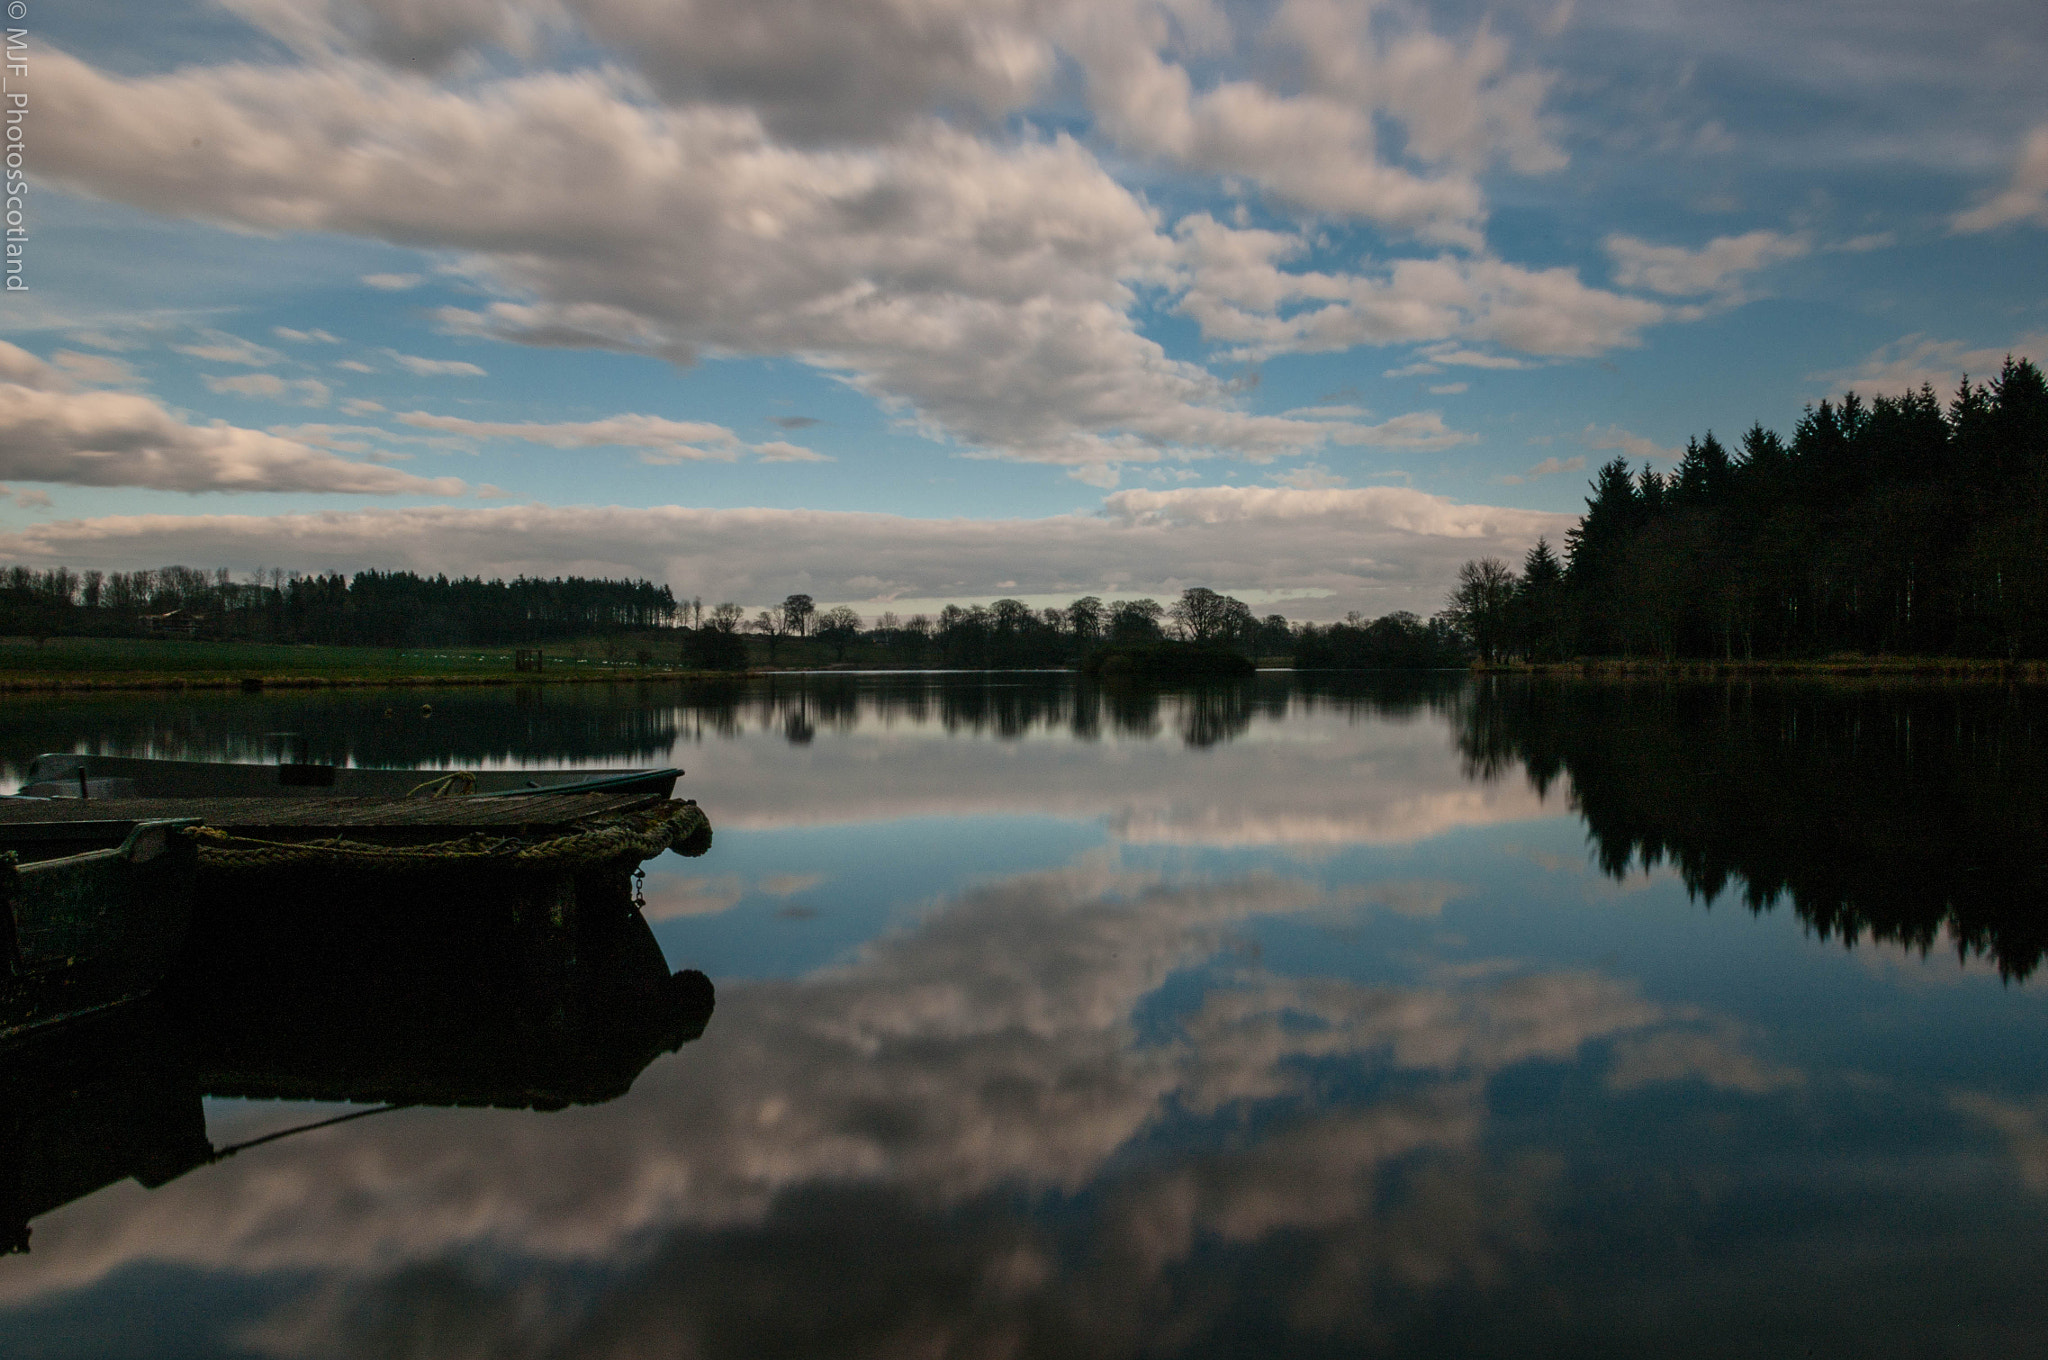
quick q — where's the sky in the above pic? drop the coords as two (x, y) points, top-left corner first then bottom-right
(0, 0), (2044, 620)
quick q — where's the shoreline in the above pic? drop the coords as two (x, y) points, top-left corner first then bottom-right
(0, 670), (737, 693)
(5, 656), (2047, 693)
(1474, 657), (2048, 679)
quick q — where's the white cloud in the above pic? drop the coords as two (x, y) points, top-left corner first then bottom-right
(1423, 347), (1533, 370)
(1269, 464), (1347, 489)
(340, 397), (385, 415)
(1175, 214), (1665, 362)
(1073, 0), (1563, 244)
(63, 329), (146, 352)
(0, 484), (1570, 620)
(1325, 411), (1474, 451)
(171, 331), (285, 366)
(0, 340), (465, 496)
(214, 0), (540, 69)
(27, 45), (1619, 482)
(1952, 125), (2048, 233)
(1496, 453), (1585, 485)
(1271, 0), (1564, 175)
(50, 350), (142, 386)
(0, 343), (55, 388)
(564, 0), (1064, 143)
(202, 372), (333, 406)
(1820, 331), (2048, 398)
(334, 359), (376, 373)
(272, 325), (342, 343)
(1581, 423), (1678, 467)
(264, 421), (452, 459)
(1280, 404), (1369, 420)
(11, 51), (1183, 472)
(383, 350), (487, 377)
(1604, 229), (1810, 297)
(1078, 31), (1482, 246)
(400, 410), (735, 450)
(397, 410), (835, 463)
(1429, 382), (1468, 394)
(223, 0), (1061, 138)
(360, 271), (424, 290)
(1100, 484), (1553, 538)
(218, 0), (1565, 249)
(265, 422), (370, 455)
(752, 440), (832, 463)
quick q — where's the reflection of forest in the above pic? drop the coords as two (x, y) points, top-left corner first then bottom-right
(0, 685), (685, 778)
(673, 672), (1467, 749)
(2, 674), (1483, 783)
(1456, 678), (2048, 977)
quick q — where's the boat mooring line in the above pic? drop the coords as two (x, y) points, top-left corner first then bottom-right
(211, 1103), (413, 1160)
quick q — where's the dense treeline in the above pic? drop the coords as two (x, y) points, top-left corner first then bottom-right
(1449, 356), (2048, 662)
(1, 564), (1475, 671)
(0, 566), (677, 647)
(681, 588), (1315, 670)
(1454, 677), (2048, 977)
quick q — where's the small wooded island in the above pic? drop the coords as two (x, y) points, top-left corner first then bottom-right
(3, 358), (2042, 682)
(1080, 642), (1257, 681)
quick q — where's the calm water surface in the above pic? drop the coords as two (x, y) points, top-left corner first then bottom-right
(3, 674), (2046, 1357)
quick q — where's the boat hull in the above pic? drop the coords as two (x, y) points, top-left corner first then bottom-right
(14, 753), (680, 802)
(0, 821), (200, 1044)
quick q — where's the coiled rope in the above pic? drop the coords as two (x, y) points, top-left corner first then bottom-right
(182, 800), (710, 874)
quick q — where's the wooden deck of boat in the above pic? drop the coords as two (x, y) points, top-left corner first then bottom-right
(0, 790), (672, 838)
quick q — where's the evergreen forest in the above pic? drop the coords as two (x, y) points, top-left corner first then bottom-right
(0, 566), (677, 647)
(1450, 356), (2048, 662)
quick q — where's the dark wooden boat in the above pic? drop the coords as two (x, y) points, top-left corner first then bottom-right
(13, 752), (681, 801)
(1, 818), (200, 1044)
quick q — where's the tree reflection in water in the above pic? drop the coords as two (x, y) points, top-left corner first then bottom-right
(1454, 677), (2048, 977)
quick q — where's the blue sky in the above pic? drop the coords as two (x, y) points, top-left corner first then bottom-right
(1, 0), (2043, 618)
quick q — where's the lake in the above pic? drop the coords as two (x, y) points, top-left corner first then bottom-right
(2, 673), (2046, 1357)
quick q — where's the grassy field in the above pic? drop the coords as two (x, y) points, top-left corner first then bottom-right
(0, 636), (706, 689)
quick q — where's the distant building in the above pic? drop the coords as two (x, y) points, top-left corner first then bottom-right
(140, 609), (205, 638)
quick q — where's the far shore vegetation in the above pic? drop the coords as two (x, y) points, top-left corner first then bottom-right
(2, 358), (2042, 688)
(1447, 356), (2048, 667)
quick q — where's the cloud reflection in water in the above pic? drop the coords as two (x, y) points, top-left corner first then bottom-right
(3, 860), (1728, 1356)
